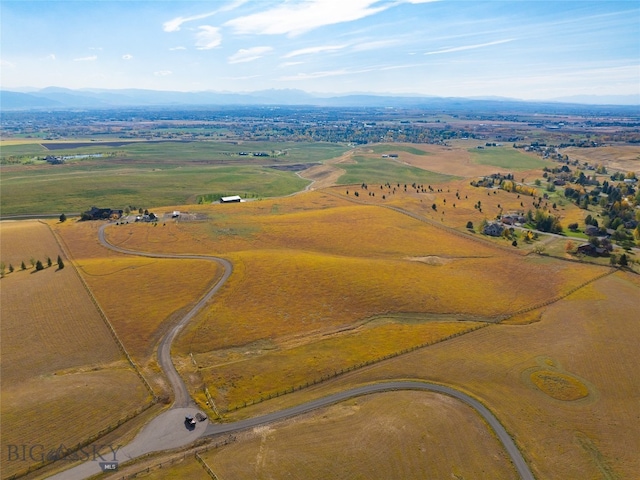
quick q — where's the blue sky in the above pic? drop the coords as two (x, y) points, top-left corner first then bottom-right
(1, 0), (639, 100)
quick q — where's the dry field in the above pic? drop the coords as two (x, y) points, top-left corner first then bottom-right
(50, 220), (225, 364)
(200, 391), (519, 479)
(297, 148), (356, 190)
(562, 145), (640, 175)
(4, 139), (634, 479)
(105, 391), (520, 480)
(198, 320), (484, 409)
(330, 177), (579, 236)
(357, 142), (511, 178)
(104, 192), (503, 258)
(97, 193), (608, 413)
(258, 270), (638, 480)
(0, 221), (151, 479)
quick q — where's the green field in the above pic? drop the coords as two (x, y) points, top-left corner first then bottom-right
(0, 141), (349, 215)
(337, 156), (457, 185)
(367, 144), (432, 156)
(1, 140), (348, 165)
(469, 147), (551, 170)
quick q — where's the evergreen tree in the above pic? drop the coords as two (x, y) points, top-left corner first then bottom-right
(35, 260), (44, 271)
(57, 255), (65, 270)
(619, 254), (628, 267)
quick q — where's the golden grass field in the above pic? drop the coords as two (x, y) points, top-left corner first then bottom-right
(3, 141), (638, 480)
(562, 145), (640, 175)
(50, 220), (225, 364)
(0, 221), (152, 479)
(101, 192), (610, 416)
(201, 391), (520, 479)
(263, 270), (638, 480)
(194, 271), (639, 480)
(100, 391), (520, 480)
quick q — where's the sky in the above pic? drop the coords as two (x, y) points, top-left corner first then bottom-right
(1, 0), (639, 100)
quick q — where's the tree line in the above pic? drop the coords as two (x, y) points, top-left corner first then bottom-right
(0, 255), (64, 278)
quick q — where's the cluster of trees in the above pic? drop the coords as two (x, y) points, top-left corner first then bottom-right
(610, 253), (630, 267)
(222, 122), (478, 145)
(469, 174), (538, 198)
(526, 208), (563, 233)
(0, 255), (64, 277)
(470, 173), (518, 190)
(562, 172), (639, 247)
(500, 180), (538, 197)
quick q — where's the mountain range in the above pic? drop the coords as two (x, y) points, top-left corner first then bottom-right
(1, 87), (638, 111)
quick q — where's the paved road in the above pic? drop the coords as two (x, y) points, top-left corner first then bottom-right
(50, 222), (535, 480)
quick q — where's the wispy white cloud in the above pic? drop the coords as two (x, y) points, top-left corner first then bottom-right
(163, 0), (247, 32)
(283, 44), (347, 59)
(122, 54), (133, 60)
(424, 38), (514, 55)
(45, 53), (56, 61)
(164, 12), (215, 33)
(169, 46), (187, 51)
(195, 26), (222, 50)
(74, 55), (97, 62)
(219, 74), (264, 81)
(228, 46), (273, 64)
(280, 61), (305, 68)
(154, 70), (172, 76)
(1, 59), (16, 68)
(442, 63), (640, 98)
(280, 61), (423, 81)
(281, 69), (353, 81)
(224, 0), (389, 37)
(351, 39), (401, 52)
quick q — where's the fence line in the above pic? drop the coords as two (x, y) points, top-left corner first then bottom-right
(43, 220), (157, 400)
(223, 322), (489, 412)
(221, 266), (618, 413)
(195, 453), (219, 480)
(106, 436), (236, 480)
(6, 403), (155, 480)
(7, 222), (161, 480)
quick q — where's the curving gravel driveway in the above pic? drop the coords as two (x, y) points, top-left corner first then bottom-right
(204, 381), (535, 480)
(49, 222), (534, 480)
(97, 223), (233, 408)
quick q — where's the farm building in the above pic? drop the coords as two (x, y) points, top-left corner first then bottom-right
(82, 206), (123, 220)
(136, 213), (158, 222)
(483, 222), (504, 237)
(220, 195), (242, 203)
(584, 225), (600, 236)
(501, 214), (526, 226)
(576, 243), (607, 256)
